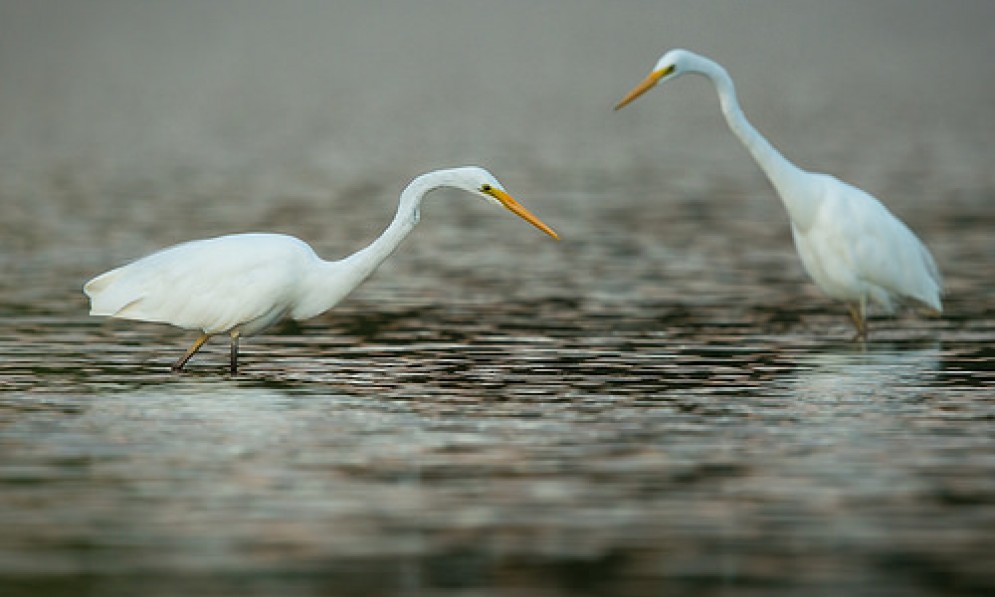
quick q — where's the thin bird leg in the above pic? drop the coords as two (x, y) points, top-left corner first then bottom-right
(847, 299), (869, 342)
(172, 333), (211, 372)
(229, 332), (240, 376)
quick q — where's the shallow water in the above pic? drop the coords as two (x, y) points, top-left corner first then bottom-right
(2, 292), (993, 595)
(2, 2), (995, 595)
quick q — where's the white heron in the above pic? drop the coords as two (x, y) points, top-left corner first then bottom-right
(615, 49), (942, 339)
(84, 166), (559, 374)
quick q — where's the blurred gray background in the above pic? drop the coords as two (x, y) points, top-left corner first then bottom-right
(2, 1), (993, 283)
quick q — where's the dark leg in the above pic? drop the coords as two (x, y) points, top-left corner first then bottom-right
(847, 299), (868, 342)
(229, 333), (240, 376)
(173, 333), (211, 372)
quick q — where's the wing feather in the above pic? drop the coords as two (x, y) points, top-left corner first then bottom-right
(84, 234), (318, 334)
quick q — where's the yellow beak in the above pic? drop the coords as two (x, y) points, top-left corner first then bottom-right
(486, 188), (559, 240)
(614, 65), (674, 111)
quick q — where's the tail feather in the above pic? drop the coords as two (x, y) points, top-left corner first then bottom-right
(84, 269), (145, 317)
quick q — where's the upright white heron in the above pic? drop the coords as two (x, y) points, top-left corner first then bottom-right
(615, 49), (942, 339)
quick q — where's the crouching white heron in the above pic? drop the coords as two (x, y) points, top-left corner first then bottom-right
(85, 166), (559, 374)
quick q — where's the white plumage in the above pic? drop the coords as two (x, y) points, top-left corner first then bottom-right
(85, 167), (559, 373)
(615, 49), (942, 338)
(789, 174), (941, 315)
(87, 234), (320, 335)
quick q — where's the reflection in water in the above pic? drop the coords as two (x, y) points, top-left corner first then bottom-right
(2, 314), (993, 595)
(790, 344), (941, 400)
(769, 343), (947, 493)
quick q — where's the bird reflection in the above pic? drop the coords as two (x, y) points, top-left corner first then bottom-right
(788, 343), (941, 403)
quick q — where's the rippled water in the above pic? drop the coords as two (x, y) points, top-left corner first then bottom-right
(3, 289), (993, 595)
(2, 2), (995, 595)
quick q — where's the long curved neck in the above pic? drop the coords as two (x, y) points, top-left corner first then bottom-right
(292, 174), (438, 320)
(336, 177), (428, 283)
(693, 56), (812, 223)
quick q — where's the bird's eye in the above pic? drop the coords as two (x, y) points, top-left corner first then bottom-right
(481, 184), (492, 192)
